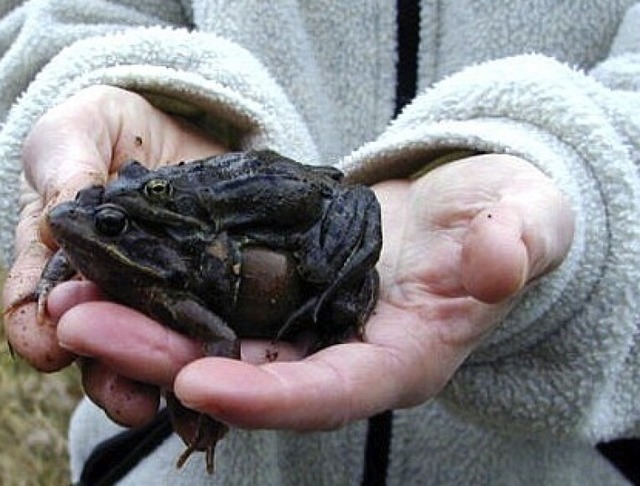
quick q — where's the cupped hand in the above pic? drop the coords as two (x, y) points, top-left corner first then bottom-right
(2, 85), (227, 374)
(49, 153), (574, 431)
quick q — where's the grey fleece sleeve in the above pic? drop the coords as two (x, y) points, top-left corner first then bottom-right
(590, 3), (640, 92)
(0, 0), (189, 122)
(0, 24), (319, 266)
(341, 26), (640, 441)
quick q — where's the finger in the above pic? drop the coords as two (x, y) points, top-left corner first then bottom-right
(21, 90), (116, 255)
(3, 116), (105, 370)
(80, 358), (160, 427)
(45, 280), (105, 320)
(173, 302), (463, 431)
(57, 301), (203, 388)
(22, 85), (179, 202)
(3, 241), (75, 371)
(174, 351), (385, 431)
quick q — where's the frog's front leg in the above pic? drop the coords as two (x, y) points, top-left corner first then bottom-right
(3, 249), (76, 327)
(137, 286), (240, 358)
(31, 249), (77, 324)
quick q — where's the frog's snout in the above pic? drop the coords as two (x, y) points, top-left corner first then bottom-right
(46, 201), (92, 242)
(47, 201), (78, 226)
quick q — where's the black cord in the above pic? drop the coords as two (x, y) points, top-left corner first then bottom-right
(77, 408), (173, 486)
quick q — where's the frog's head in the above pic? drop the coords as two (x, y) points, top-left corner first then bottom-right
(46, 200), (190, 287)
(104, 161), (210, 229)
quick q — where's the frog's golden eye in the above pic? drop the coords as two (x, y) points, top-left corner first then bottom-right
(144, 178), (173, 200)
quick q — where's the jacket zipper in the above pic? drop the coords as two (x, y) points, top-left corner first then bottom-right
(361, 1), (420, 485)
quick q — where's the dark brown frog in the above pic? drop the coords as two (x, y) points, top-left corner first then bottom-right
(40, 192), (299, 472)
(37, 150), (382, 473)
(103, 150), (381, 344)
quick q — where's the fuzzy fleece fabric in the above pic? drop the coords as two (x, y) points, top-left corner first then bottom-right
(1, 1), (640, 484)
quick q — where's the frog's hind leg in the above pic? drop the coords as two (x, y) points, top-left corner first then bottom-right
(274, 267), (379, 347)
(300, 186), (382, 322)
(321, 269), (379, 344)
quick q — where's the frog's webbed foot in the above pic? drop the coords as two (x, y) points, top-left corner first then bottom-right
(167, 393), (229, 474)
(274, 268), (379, 345)
(273, 296), (318, 342)
(320, 269), (379, 343)
(175, 414), (228, 474)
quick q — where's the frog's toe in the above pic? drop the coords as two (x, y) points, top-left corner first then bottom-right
(204, 338), (240, 359)
(36, 291), (49, 325)
(275, 297), (318, 341)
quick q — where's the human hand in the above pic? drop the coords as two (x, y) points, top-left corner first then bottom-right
(48, 153), (574, 430)
(2, 86), (227, 380)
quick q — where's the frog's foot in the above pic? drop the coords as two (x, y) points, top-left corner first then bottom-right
(176, 442), (199, 471)
(24, 248), (78, 325)
(2, 288), (52, 329)
(35, 281), (57, 324)
(274, 269), (379, 350)
(294, 188), (381, 329)
(175, 413), (228, 474)
(274, 296), (318, 341)
(167, 393), (228, 474)
(203, 338), (240, 359)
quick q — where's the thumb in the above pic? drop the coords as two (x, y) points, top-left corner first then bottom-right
(461, 206), (528, 303)
(462, 193), (574, 304)
(22, 89), (122, 201)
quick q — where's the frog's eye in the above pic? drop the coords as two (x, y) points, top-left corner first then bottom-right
(144, 178), (173, 200)
(95, 206), (129, 236)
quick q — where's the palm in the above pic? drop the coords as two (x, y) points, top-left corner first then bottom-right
(371, 160), (535, 360)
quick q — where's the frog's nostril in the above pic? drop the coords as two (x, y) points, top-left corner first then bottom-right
(47, 205), (64, 221)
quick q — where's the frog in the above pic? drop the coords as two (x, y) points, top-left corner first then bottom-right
(41, 186), (242, 350)
(39, 189), (303, 473)
(35, 150), (382, 473)
(103, 150), (382, 345)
